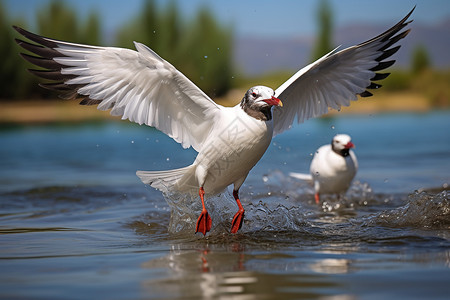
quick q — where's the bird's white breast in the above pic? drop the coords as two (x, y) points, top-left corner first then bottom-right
(195, 106), (273, 194)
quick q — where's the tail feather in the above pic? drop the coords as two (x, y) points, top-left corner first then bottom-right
(289, 172), (313, 182)
(136, 165), (196, 192)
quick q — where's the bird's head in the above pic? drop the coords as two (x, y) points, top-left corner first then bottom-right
(240, 86), (283, 121)
(331, 134), (354, 157)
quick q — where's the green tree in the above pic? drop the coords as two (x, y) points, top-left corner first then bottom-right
(158, 0), (182, 64)
(115, 2), (233, 97)
(1, 0), (104, 99)
(3, 0), (233, 100)
(116, 0), (159, 50)
(311, 0), (333, 61)
(411, 44), (431, 74)
(80, 12), (101, 46)
(0, 1), (36, 99)
(36, 0), (78, 41)
(178, 7), (232, 97)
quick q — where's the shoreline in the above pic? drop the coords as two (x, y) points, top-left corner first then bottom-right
(0, 91), (444, 125)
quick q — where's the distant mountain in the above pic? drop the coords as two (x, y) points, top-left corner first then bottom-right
(235, 18), (450, 75)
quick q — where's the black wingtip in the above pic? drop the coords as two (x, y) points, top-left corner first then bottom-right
(12, 25), (59, 48)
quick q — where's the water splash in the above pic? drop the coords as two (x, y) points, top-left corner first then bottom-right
(365, 190), (450, 229)
(243, 201), (310, 232)
(159, 181), (312, 236)
(156, 169), (449, 238)
(161, 189), (235, 235)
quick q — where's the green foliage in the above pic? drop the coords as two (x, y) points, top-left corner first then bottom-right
(0, 1), (35, 99)
(411, 44), (431, 75)
(381, 70), (412, 91)
(178, 7), (233, 97)
(116, 0), (233, 97)
(311, 0), (333, 61)
(234, 71), (293, 91)
(80, 12), (101, 46)
(411, 70), (450, 107)
(1, 0), (233, 100)
(36, 1), (78, 41)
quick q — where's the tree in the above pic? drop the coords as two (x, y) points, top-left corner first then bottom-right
(0, 1), (36, 99)
(311, 0), (334, 61)
(178, 7), (233, 97)
(116, 0), (159, 50)
(115, 2), (233, 97)
(36, 0), (78, 41)
(411, 44), (431, 74)
(0, 0), (103, 100)
(81, 12), (101, 46)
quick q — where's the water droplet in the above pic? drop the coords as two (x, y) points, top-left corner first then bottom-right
(331, 125), (335, 129)
(131, 140), (135, 144)
(166, 157), (170, 162)
(204, 55), (208, 59)
(217, 47), (220, 51)
(262, 175), (268, 183)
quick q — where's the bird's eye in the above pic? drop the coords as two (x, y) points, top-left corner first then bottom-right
(251, 92), (257, 98)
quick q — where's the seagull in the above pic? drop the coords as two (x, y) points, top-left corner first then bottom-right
(13, 7), (413, 235)
(290, 134), (358, 204)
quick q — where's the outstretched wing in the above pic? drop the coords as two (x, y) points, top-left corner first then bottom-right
(273, 7), (414, 136)
(14, 26), (222, 152)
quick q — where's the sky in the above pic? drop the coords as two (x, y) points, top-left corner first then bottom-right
(4, 0), (450, 40)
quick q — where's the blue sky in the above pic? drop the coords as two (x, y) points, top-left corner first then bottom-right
(4, 0), (450, 39)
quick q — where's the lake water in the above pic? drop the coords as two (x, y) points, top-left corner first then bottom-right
(1, 111), (449, 299)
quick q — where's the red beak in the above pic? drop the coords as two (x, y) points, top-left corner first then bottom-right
(345, 141), (355, 149)
(263, 96), (283, 107)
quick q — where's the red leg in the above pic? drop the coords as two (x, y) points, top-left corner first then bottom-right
(231, 190), (245, 233)
(195, 187), (212, 235)
(314, 193), (320, 204)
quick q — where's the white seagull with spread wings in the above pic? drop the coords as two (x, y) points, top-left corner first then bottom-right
(14, 7), (413, 235)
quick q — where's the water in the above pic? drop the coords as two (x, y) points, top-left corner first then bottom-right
(0, 111), (449, 299)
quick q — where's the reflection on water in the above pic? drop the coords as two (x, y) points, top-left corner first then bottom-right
(139, 234), (450, 299)
(134, 181), (450, 299)
(1, 180), (449, 299)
